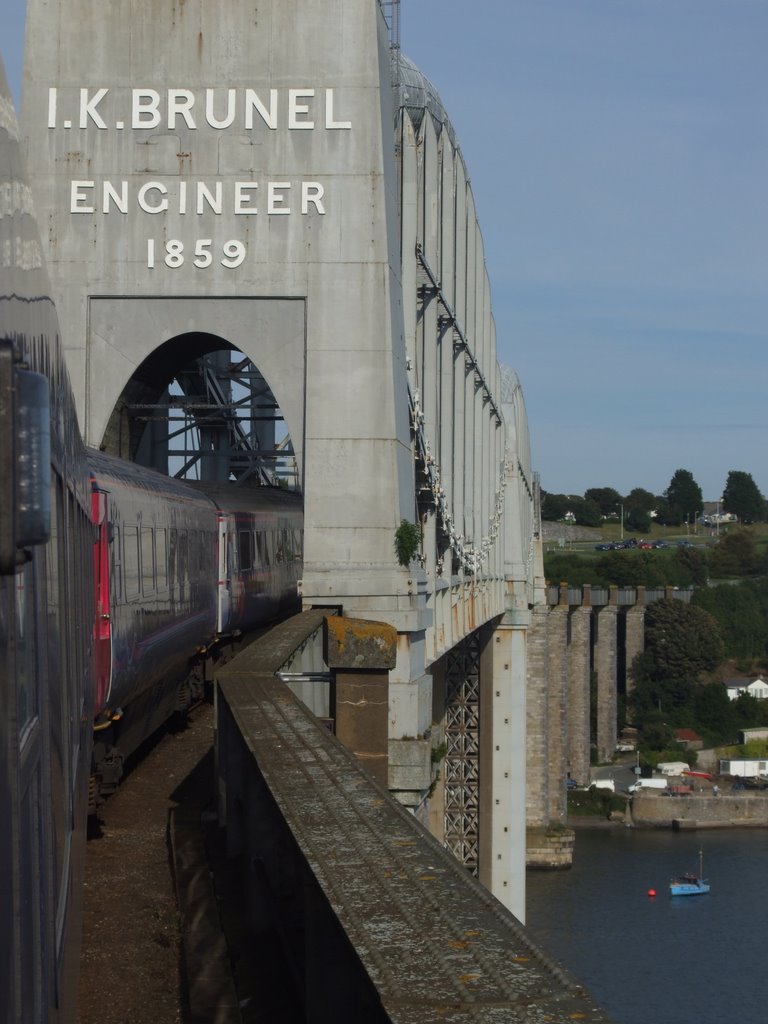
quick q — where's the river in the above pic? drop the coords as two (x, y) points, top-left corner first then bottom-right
(525, 827), (768, 1024)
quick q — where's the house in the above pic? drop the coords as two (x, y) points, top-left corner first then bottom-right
(674, 728), (703, 751)
(723, 676), (768, 701)
(739, 727), (768, 745)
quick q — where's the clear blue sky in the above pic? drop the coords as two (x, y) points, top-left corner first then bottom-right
(2, 1), (767, 502)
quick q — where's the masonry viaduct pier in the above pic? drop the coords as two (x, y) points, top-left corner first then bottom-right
(526, 584), (692, 865)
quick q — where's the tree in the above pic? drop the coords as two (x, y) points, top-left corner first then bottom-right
(541, 491), (576, 521)
(625, 507), (651, 533)
(664, 469), (703, 523)
(707, 530), (763, 579)
(576, 497), (602, 527)
(629, 599), (724, 724)
(624, 487), (656, 511)
(654, 496), (683, 527)
(722, 470), (766, 524)
(584, 487), (622, 517)
(673, 545), (708, 586)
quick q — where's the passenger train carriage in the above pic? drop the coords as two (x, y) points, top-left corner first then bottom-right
(1, 59), (302, 1023)
(1, 62), (94, 1024)
(88, 456), (302, 805)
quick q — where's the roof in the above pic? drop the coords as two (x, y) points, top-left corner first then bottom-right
(675, 728), (702, 742)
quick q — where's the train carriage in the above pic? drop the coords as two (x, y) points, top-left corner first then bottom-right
(1, 55), (304, 1020)
(1, 62), (94, 1024)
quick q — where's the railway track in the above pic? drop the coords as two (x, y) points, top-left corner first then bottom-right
(77, 703), (216, 1024)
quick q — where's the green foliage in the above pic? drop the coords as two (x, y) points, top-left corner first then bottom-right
(625, 507), (652, 533)
(595, 551), (665, 587)
(540, 492), (602, 526)
(707, 529), (764, 578)
(394, 519), (421, 567)
(693, 579), (768, 660)
(584, 486), (622, 516)
(624, 487), (657, 511)
(722, 470), (766, 524)
(673, 545), (708, 586)
(664, 469), (703, 522)
(637, 745), (696, 771)
(629, 600), (724, 728)
(540, 491), (577, 521)
(567, 787), (626, 818)
(644, 598), (724, 683)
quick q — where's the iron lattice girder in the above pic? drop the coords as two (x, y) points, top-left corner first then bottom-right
(443, 633), (482, 875)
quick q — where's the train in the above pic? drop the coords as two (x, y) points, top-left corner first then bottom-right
(88, 452), (302, 807)
(0, 61), (302, 1024)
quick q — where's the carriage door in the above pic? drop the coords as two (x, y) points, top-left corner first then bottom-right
(216, 512), (231, 634)
(91, 488), (112, 710)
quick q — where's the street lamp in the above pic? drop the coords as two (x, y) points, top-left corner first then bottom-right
(618, 503), (624, 540)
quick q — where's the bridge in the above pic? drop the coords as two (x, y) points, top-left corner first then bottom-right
(14, 0), (673, 973)
(21, 0), (545, 921)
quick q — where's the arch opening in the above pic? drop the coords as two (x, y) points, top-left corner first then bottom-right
(101, 332), (298, 489)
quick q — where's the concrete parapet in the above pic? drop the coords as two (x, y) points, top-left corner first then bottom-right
(388, 738), (431, 793)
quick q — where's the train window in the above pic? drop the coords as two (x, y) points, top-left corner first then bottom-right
(167, 528), (177, 594)
(254, 531), (264, 567)
(124, 526), (140, 598)
(156, 528), (167, 589)
(177, 531), (188, 601)
(238, 530), (253, 571)
(111, 522), (121, 599)
(141, 527), (155, 594)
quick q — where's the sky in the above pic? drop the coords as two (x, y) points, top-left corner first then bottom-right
(2, 1), (767, 502)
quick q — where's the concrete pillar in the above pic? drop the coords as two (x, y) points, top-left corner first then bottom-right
(567, 596), (592, 786)
(478, 619), (527, 922)
(595, 588), (619, 762)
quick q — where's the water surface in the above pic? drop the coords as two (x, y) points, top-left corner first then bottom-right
(525, 828), (768, 1024)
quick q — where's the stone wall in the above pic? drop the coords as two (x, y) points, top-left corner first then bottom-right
(631, 793), (768, 828)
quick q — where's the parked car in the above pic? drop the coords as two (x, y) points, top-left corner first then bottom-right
(651, 540), (668, 549)
(595, 543), (613, 551)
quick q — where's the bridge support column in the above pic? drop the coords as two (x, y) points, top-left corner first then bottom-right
(567, 590), (592, 786)
(546, 592), (569, 824)
(625, 587), (646, 697)
(478, 619), (527, 922)
(525, 603), (550, 830)
(595, 588), (619, 762)
(324, 616), (397, 788)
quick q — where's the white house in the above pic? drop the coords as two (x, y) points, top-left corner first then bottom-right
(724, 676), (768, 701)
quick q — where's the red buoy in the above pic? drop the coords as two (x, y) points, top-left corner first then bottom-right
(647, 888), (657, 898)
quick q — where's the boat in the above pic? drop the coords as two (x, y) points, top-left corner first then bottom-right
(670, 850), (710, 896)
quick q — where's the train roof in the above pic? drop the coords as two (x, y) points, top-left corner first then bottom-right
(183, 480), (303, 516)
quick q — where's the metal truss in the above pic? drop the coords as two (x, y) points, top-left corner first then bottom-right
(130, 350), (297, 486)
(443, 632), (481, 875)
